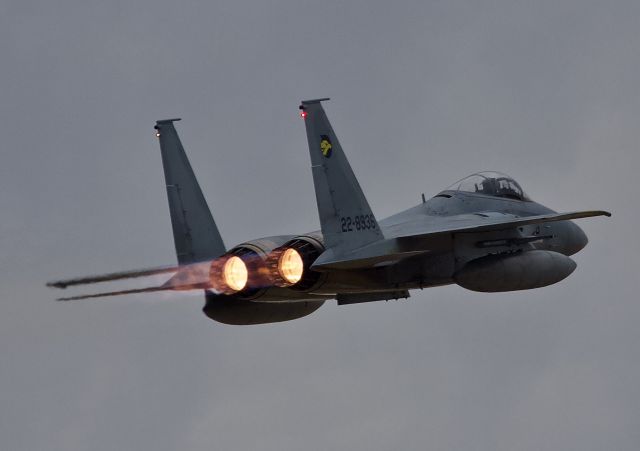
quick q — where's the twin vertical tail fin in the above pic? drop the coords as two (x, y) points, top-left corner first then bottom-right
(300, 99), (383, 255)
(50, 105), (380, 299)
(155, 119), (226, 264)
(158, 105), (378, 263)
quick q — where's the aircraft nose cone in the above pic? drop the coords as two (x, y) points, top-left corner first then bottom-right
(567, 223), (588, 255)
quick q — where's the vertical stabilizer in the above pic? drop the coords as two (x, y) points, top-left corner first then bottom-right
(154, 119), (226, 264)
(300, 99), (383, 254)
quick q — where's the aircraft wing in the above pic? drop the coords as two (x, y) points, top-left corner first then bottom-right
(311, 210), (611, 270)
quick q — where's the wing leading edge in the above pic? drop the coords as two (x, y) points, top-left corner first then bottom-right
(393, 210), (611, 240)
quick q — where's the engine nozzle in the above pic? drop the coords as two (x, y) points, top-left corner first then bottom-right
(210, 255), (248, 294)
(278, 248), (304, 285)
(266, 236), (325, 291)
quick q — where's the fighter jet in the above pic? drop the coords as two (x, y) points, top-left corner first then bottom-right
(48, 98), (610, 325)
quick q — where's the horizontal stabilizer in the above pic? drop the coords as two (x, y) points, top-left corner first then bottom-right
(312, 248), (428, 271)
(56, 284), (180, 301)
(47, 264), (181, 289)
(54, 262), (216, 300)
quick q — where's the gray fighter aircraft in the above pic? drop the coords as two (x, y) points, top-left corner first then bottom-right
(48, 99), (610, 325)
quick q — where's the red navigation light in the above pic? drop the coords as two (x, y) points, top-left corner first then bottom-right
(300, 110), (307, 119)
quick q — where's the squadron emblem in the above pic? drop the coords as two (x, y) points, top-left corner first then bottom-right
(320, 135), (332, 158)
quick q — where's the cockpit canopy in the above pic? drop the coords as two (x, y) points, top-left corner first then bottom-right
(444, 171), (530, 201)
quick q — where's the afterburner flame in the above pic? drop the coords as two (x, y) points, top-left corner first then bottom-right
(223, 256), (248, 292)
(278, 248), (304, 284)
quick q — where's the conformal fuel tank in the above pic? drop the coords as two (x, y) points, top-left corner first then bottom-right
(455, 250), (576, 292)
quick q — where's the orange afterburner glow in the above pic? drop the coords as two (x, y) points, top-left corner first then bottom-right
(211, 255), (249, 294)
(223, 256), (248, 292)
(278, 248), (304, 285)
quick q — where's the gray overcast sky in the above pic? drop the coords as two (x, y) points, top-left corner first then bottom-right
(1, 1), (639, 450)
